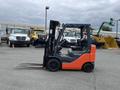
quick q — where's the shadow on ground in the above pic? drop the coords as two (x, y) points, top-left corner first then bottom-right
(15, 63), (44, 70)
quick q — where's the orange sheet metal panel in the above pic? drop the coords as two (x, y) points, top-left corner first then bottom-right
(90, 45), (96, 62)
(62, 44), (96, 70)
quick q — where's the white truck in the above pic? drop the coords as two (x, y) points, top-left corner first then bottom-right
(62, 31), (80, 47)
(6, 28), (31, 47)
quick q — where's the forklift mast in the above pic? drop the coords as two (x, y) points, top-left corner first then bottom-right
(43, 20), (60, 66)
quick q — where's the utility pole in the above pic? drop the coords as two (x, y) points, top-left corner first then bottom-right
(116, 19), (120, 38)
(45, 6), (49, 31)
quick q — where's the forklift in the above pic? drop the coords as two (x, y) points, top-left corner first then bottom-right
(43, 20), (96, 72)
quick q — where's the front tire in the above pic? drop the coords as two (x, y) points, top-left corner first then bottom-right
(46, 59), (61, 72)
(82, 63), (94, 73)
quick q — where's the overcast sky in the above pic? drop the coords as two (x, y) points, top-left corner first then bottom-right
(0, 0), (120, 29)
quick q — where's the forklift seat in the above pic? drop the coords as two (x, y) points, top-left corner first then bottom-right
(68, 48), (89, 57)
(68, 49), (82, 57)
(58, 49), (85, 62)
(59, 54), (77, 62)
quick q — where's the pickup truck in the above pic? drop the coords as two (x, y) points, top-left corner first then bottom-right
(6, 28), (31, 47)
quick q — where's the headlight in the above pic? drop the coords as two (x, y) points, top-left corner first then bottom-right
(66, 38), (70, 42)
(9, 36), (16, 40)
(26, 37), (30, 41)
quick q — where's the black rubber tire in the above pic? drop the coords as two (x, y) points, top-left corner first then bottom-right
(82, 63), (94, 73)
(27, 44), (30, 47)
(46, 59), (61, 72)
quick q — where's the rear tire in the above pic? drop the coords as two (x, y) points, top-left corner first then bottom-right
(46, 59), (61, 72)
(82, 63), (94, 73)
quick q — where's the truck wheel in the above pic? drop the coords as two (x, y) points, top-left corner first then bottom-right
(8, 41), (12, 47)
(46, 59), (61, 72)
(27, 44), (30, 47)
(82, 63), (94, 73)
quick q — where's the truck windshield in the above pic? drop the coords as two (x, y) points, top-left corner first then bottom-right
(35, 30), (45, 35)
(0, 30), (6, 36)
(12, 29), (28, 34)
(75, 33), (81, 38)
(64, 32), (80, 38)
(64, 32), (75, 37)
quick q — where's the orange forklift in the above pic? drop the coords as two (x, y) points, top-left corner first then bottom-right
(43, 20), (96, 72)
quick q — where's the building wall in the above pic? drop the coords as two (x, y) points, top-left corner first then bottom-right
(0, 22), (44, 31)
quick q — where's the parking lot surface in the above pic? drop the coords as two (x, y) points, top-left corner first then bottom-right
(0, 44), (120, 90)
